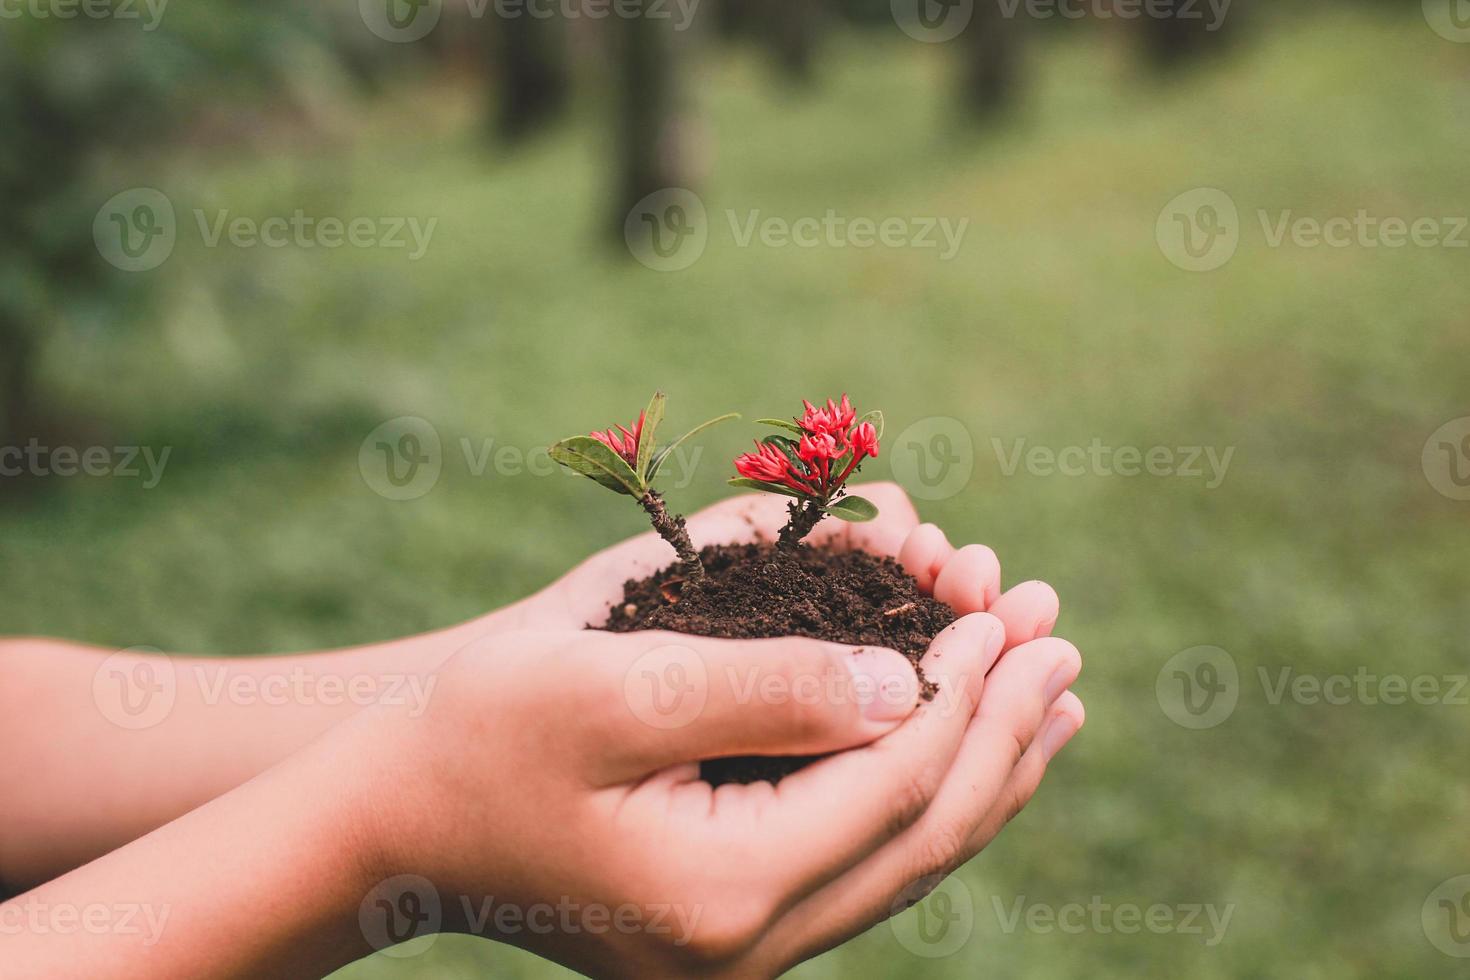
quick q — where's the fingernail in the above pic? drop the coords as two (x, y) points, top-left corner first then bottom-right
(1046, 660), (1077, 703)
(1041, 712), (1080, 761)
(848, 649), (919, 722)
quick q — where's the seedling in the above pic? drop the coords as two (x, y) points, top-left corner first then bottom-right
(550, 392), (737, 580)
(730, 395), (882, 547)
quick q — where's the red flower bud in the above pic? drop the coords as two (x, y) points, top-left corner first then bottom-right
(735, 441), (791, 483)
(590, 411), (645, 467)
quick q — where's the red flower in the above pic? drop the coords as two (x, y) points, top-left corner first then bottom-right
(849, 421), (879, 460)
(798, 431), (841, 464)
(590, 411), (645, 467)
(735, 441), (816, 494)
(735, 396), (880, 501)
(799, 394), (855, 439)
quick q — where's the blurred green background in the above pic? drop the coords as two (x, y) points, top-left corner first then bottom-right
(4, 1), (1469, 976)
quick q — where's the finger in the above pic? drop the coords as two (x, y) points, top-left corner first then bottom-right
(985, 580), (1059, 652)
(755, 614), (1006, 896)
(892, 636), (1081, 864)
(762, 637), (1081, 964)
(602, 632), (923, 780)
(933, 544), (1001, 614)
(898, 524), (953, 594)
(964, 691), (1083, 856)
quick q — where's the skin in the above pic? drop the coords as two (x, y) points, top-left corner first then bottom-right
(0, 483), (1084, 978)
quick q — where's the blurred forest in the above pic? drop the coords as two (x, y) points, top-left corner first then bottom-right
(0, 0), (1259, 450)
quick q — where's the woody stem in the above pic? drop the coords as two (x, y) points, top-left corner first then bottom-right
(777, 497), (826, 549)
(640, 490), (704, 580)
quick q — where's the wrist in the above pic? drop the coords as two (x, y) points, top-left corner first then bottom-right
(326, 678), (484, 916)
(249, 722), (408, 971)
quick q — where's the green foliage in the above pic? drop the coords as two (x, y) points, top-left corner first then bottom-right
(754, 417), (804, 435)
(551, 396), (738, 498)
(635, 391), (665, 481)
(547, 436), (643, 497)
(825, 495), (877, 522)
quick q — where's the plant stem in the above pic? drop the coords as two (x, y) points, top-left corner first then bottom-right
(777, 498), (826, 549)
(640, 490), (704, 579)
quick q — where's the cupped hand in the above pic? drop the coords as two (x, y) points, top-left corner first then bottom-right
(350, 597), (1082, 976)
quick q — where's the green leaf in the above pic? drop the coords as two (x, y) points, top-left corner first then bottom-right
(754, 417), (803, 435)
(550, 436), (644, 497)
(826, 495), (879, 522)
(856, 409), (884, 441)
(648, 412), (740, 482)
(728, 476), (805, 499)
(636, 391), (666, 480)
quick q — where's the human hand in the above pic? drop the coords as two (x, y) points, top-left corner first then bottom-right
(347, 606), (1083, 976)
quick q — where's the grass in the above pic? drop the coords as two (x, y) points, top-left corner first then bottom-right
(6, 7), (1470, 977)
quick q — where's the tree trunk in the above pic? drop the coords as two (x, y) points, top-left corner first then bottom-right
(494, 11), (570, 141)
(0, 309), (37, 451)
(1141, 0), (1228, 69)
(765, 0), (821, 84)
(713, 0), (751, 39)
(610, 2), (692, 239)
(958, 0), (1020, 122)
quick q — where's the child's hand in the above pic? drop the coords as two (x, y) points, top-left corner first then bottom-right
(0, 483), (1081, 978)
(347, 615), (1082, 977)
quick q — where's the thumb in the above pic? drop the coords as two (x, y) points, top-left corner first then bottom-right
(606, 632), (921, 778)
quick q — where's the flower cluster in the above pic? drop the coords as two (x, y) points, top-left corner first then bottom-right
(734, 395), (880, 499)
(590, 412), (645, 468)
(551, 393), (739, 579)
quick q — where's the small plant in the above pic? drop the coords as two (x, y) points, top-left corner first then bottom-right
(730, 395), (883, 548)
(550, 392), (738, 580)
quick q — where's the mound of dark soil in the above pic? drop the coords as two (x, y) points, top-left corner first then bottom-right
(599, 542), (955, 785)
